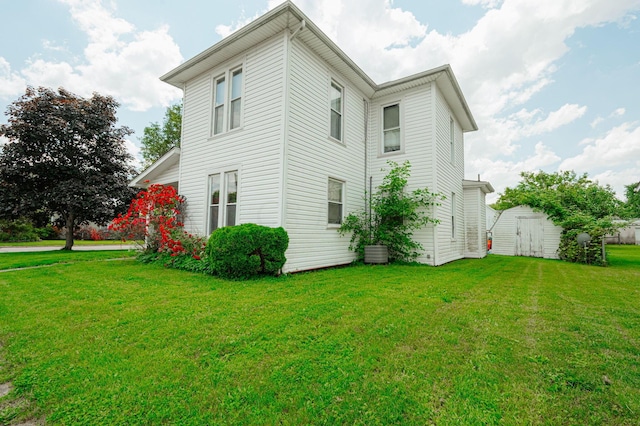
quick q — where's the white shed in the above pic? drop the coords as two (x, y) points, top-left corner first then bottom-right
(491, 205), (562, 259)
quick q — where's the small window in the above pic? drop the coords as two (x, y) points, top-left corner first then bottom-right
(208, 174), (221, 233)
(383, 103), (400, 153)
(450, 116), (455, 164)
(225, 171), (238, 226)
(330, 82), (343, 141)
(328, 178), (344, 225)
(211, 66), (243, 136)
(230, 69), (243, 130)
(213, 77), (226, 135)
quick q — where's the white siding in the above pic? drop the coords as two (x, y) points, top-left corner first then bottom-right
(433, 86), (465, 265)
(367, 83), (437, 264)
(492, 206), (562, 259)
(179, 34), (286, 235)
(463, 187), (487, 258)
(284, 39), (366, 272)
(162, 161), (180, 186)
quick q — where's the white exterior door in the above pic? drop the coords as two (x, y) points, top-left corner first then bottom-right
(516, 217), (544, 257)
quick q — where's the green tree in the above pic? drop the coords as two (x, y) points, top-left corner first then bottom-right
(140, 103), (182, 168)
(624, 181), (640, 218)
(339, 161), (444, 262)
(495, 170), (623, 265)
(0, 86), (137, 250)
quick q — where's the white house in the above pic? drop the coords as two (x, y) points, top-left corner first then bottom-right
(490, 206), (562, 259)
(131, 1), (493, 272)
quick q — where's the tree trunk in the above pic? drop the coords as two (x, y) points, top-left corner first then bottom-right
(63, 213), (75, 250)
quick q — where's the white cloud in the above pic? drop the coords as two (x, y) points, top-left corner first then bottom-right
(461, 0), (504, 8)
(0, 57), (27, 99)
(590, 107), (627, 128)
(468, 142), (561, 202)
(559, 122), (640, 171)
(3, 0), (183, 111)
(293, 0), (639, 161)
(124, 138), (143, 170)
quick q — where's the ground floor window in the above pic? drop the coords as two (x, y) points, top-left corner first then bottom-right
(328, 178), (344, 225)
(208, 170), (238, 233)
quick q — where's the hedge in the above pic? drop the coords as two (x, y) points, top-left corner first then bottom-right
(206, 224), (288, 279)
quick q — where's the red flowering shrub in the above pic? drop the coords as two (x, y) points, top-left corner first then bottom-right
(109, 184), (186, 253)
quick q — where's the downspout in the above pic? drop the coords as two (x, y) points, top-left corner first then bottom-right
(280, 19), (304, 245)
(363, 98), (370, 237)
(289, 20), (306, 40)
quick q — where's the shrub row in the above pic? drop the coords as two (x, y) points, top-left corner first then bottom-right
(0, 219), (56, 242)
(140, 224), (289, 280)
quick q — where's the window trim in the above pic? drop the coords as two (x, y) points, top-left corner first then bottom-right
(207, 169), (239, 234)
(381, 101), (403, 155)
(229, 67), (243, 131)
(210, 63), (244, 137)
(327, 177), (345, 227)
(329, 80), (344, 143)
(212, 75), (226, 135)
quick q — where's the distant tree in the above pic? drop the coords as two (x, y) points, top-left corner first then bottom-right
(495, 170), (623, 265)
(0, 86), (137, 250)
(624, 181), (640, 218)
(140, 103), (182, 168)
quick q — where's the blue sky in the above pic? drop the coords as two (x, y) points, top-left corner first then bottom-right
(1, 0), (639, 201)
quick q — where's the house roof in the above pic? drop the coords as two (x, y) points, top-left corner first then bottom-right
(160, 1), (478, 132)
(129, 147), (181, 188)
(463, 179), (495, 194)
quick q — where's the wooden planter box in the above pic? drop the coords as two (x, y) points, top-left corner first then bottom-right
(364, 245), (388, 264)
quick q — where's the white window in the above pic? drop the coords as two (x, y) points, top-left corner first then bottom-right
(450, 116), (455, 164)
(211, 66), (243, 136)
(383, 103), (401, 153)
(208, 170), (239, 233)
(328, 178), (344, 225)
(330, 81), (343, 141)
(451, 192), (456, 239)
(213, 76), (225, 135)
(225, 171), (238, 227)
(230, 69), (243, 130)
(208, 174), (221, 232)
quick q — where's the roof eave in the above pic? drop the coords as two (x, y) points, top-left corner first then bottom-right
(129, 147), (181, 188)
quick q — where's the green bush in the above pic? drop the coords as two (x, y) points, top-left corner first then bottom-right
(0, 219), (41, 242)
(558, 230), (606, 266)
(36, 225), (59, 240)
(206, 224), (288, 279)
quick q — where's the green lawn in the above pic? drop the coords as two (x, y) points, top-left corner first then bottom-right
(0, 240), (141, 247)
(1, 246), (639, 424)
(0, 250), (136, 271)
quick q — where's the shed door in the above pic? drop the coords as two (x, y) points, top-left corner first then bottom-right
(635, 227), (640, 246)
(516, 217), (544, 257)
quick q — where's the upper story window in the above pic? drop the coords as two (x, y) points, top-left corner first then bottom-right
(230, 69), (243, 130)
(328, 178), (344, 226)
(212, 66), (243, 136)
(383, 103), (401, 153)
(213, 77), (226, 135)
(330, 81), (343, 141)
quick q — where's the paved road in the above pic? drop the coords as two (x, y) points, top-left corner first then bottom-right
(0, 244), (138, 253)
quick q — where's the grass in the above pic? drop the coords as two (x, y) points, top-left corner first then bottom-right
(0, 250), (136, 271)
(0, 240), (141, 247)
(0, 246), (639, 424)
